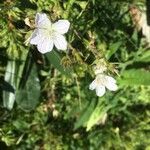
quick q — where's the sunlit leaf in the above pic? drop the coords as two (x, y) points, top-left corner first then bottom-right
(3, 61), (16, 110)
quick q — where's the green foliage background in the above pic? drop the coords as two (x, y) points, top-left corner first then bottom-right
(0, 0), (150, 149)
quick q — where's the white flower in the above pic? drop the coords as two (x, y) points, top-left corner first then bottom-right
(89, 74), (118, 97)
(29, 13), (70, 53)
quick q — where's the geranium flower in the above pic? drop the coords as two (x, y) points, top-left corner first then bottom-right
(29, 13), (70, 53)
(89, 74), (118, 97)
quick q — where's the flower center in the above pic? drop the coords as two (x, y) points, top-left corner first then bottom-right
(47, 26), (57, 38)
(96, 74), (107, 86)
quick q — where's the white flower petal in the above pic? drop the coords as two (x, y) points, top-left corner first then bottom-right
(53, 20), (70, 34)
(105, 76), (118, 91)
(105, 75), (116, 83)
(29, 29), (40, 45)
(89, 79), (97, 90)
(35, 13), (51, 28)
(106, 82), (118, 91)
(53, 34), (67, 50)
(30, 29), (47, 45)
(37, 37), (54, 54)
(96, 85), (106, 97)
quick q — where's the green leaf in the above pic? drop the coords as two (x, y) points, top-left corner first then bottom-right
(136, 50), (150, 62)
(45, 51), (72, 77)
(74, 99), (97, 130)
(106, 41), (122, 59)
(131, 30), (138, 42)
(86, 99), (112, 131)
(13, 119), (30, 131)
(75, 1), (88, 9)
(118, 69), (150, 86)
(16, 64), (40, 111)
